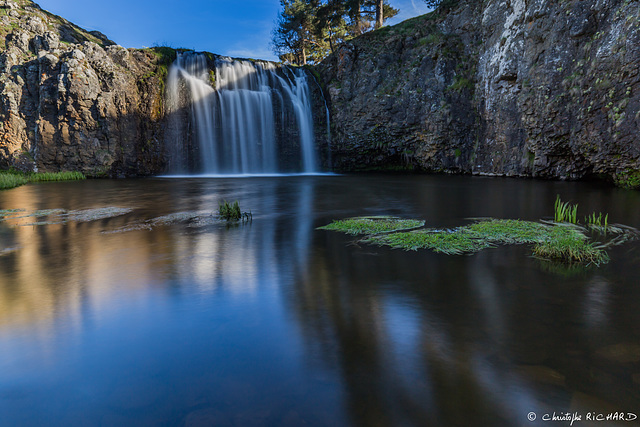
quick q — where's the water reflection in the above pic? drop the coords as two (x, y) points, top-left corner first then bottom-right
(0, 176), (639, 426)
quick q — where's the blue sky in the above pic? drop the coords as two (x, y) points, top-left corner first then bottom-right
(36, 0), (431, 61)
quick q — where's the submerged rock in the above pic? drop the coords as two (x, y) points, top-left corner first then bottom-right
(101, 211), (229, 234)
(1, 207), (132, 225)
(596, 344), (640, 364)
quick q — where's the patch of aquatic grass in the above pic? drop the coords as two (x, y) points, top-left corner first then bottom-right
(317, 216), (425, 235)
(0, 173), (28, 190)
(0, 170), (85, 190)
(27, 171), (85, 182)
(614, 168), (640, 189)
(318, 215), (621, 266)
(462, 219), (554, 244)
(585, 211), (608, 230)
(367, 230), (491, 254)
(219, 200), (242, 221)
(554, 195), (578, 223)
(533, 228), (609, 265)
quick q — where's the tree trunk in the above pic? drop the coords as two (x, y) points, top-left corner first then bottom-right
(302, 46), (307, 65)
(375, 0), (383, 29)
(328, 28), (335, 53)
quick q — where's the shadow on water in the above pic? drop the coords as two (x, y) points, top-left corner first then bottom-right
(0, 174), (639, 426)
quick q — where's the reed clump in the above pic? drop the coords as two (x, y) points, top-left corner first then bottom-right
(585, 211), (608, 229)
(218, 200), (252, 222)
(219, 200), (242, 220)
(554, 195), (578, 224)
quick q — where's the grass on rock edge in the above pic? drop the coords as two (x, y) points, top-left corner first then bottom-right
(0, 171), (85, 190)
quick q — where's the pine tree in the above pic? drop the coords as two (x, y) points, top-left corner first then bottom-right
(272, 0), (399, 64)
(316, 0), (349, 54)
(272, 0), (322, 65)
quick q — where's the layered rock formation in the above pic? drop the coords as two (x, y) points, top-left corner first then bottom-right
(2, 0), (640, 185)
(0, 0), (168, 176)
(316, 0), (640, 186)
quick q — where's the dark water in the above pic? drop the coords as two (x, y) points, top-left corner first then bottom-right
(1, 174), (639, 427)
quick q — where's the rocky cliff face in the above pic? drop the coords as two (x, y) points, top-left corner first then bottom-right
(3, 0), (640, 184)
(316, 0), (640, 187)
(0, 0), (168, 176)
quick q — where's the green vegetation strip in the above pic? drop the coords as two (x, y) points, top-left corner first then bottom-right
(317, 216), (425, 235)
(0, 171), (85, 190)
(318, 217), (625, 266)
(0, 173), (28, 189)
(367, 230), (491, 254)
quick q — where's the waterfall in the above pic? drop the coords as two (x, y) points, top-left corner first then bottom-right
(165, 52), (317, 175)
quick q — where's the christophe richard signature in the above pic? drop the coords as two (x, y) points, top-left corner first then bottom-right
(527, 411), (638, 425)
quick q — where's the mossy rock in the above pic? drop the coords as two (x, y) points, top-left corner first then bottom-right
(615, 168), (640, 189)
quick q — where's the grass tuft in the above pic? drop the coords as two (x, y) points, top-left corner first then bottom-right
(219, 200), (242, 221)
(585, 211), (608, 230)
(554, 195), (578, 223)
(533, 231), (609, 265)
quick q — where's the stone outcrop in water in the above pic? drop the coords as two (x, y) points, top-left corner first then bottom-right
(0, 0), (167, 176)
(315, 0), (640, 186)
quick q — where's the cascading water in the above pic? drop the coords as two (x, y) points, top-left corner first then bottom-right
(166, 52), (317, 175)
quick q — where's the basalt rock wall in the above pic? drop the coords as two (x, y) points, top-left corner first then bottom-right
(0, 0), (168, 176)
(3, 0), (640, 184)
(315, 0), (640, 186)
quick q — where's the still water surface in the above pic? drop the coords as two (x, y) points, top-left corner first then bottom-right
(1, 175), (639, 426)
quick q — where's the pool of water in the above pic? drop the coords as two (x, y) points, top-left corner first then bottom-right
(1, 174), (639, 426)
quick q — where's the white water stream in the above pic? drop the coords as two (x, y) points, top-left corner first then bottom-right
(166, 53), (317, 174)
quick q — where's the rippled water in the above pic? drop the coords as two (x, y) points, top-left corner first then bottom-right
(1, 175), (639, 426)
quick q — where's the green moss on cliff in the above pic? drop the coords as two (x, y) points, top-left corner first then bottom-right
(615, 169), (640, 189)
